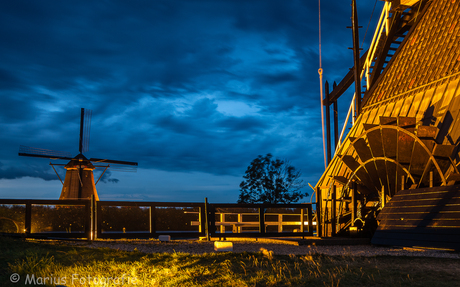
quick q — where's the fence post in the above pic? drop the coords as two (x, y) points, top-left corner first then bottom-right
(381, 185), (385, 209)
(220, 213), (225, 234)
(205, 197), (210, 241)
(300, 208), (305, 233)
(259, 206), (265, 234)
(88, 195), (94, 241)
(331, 185), (336, 236)
(352, 181), (357, 227)
(277, 214), (283, 232)
(316, 186), (322, 237)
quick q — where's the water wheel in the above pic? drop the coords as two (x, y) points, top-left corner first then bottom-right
(323, 116), (460, 235)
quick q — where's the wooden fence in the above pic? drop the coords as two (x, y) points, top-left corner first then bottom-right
(0, 198), (314, 240)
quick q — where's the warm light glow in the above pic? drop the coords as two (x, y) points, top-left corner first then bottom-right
(214, 241), (233, 252)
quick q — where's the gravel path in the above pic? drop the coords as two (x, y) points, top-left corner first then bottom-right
(54, 239), (460, 259)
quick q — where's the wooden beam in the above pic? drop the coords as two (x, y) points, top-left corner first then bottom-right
(325, 51), (368, 105)
(325, 81), (331, 164)
(352, 0), (362, 115)
(333, 99), (339, 149)
(331, 185), (336, 236)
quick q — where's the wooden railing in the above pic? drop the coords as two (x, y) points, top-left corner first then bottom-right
(0, 198), (314, 240)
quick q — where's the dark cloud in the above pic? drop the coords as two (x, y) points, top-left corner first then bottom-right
(0, 0), (385, 200)
(0, 162), (57, 181)
(97, 170), (119, 184)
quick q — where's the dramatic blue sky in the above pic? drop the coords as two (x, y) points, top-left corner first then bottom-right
(0, 0), (382, 202)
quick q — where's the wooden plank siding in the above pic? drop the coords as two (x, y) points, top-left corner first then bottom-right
(372, 185), (460, 250)
(315, 0), (460, 240)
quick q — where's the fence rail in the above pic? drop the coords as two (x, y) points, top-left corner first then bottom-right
(0, 198), (314, 240)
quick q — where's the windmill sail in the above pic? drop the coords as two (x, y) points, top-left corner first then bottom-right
(18, 145), (72, 160)
(19, 108), (138, 201)
(90, 158), (138, 166)
(79, 108), (92, 154)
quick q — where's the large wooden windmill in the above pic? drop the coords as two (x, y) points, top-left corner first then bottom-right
(19, 108), (138, 200)
(316, 0), (460, 250)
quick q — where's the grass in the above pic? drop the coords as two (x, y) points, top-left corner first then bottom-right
(1, 236), (459, 286)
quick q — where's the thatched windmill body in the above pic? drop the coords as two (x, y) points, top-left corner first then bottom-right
(316, 0), (460, 250)
(19, 108), (138, 200)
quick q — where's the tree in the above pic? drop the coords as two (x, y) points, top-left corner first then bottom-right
(237, 153), (308, 204)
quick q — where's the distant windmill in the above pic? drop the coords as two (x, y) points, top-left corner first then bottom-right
(18, 108), (138, 200)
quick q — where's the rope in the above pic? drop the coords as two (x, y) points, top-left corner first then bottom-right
(414, 0), (423, 23)
(361, 0), (379, 48)
(318, 0), (327, 170)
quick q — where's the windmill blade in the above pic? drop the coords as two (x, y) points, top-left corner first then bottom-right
(90, 158), (138, 166)
(18, 145), (73, 160)
(106, 165), (138, 172)
(79, 108), (92, 154)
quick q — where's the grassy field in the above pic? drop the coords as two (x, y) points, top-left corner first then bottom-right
(0, 236), (459, 286)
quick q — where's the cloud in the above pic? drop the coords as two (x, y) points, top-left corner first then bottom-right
(97, 170), (119, 184)
(0, 0), (384, 201)
(0, 161), (57, 181)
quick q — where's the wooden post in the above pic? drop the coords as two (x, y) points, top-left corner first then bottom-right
(381, 185), (385, 209)
(278, 214), (283, 233)
(325, 81), (331, 164)
(430, 171), (433, 187)
(316, 186), (322, 237)
(351, 182), (356, 227)
(238, 213), (243, 233)
(259, 207), (265, 234)
(401, 175), (405, 191)
(205, 197), (210, 241)
(352, 0), (361, 116)
(300, 208), (305, 233)
(333, 99), (339, 150)
(220, 213), (225, 234)
(197, 206), (202, 233)
(89, 195), (95, 241)
(331, 185), (336, 236)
